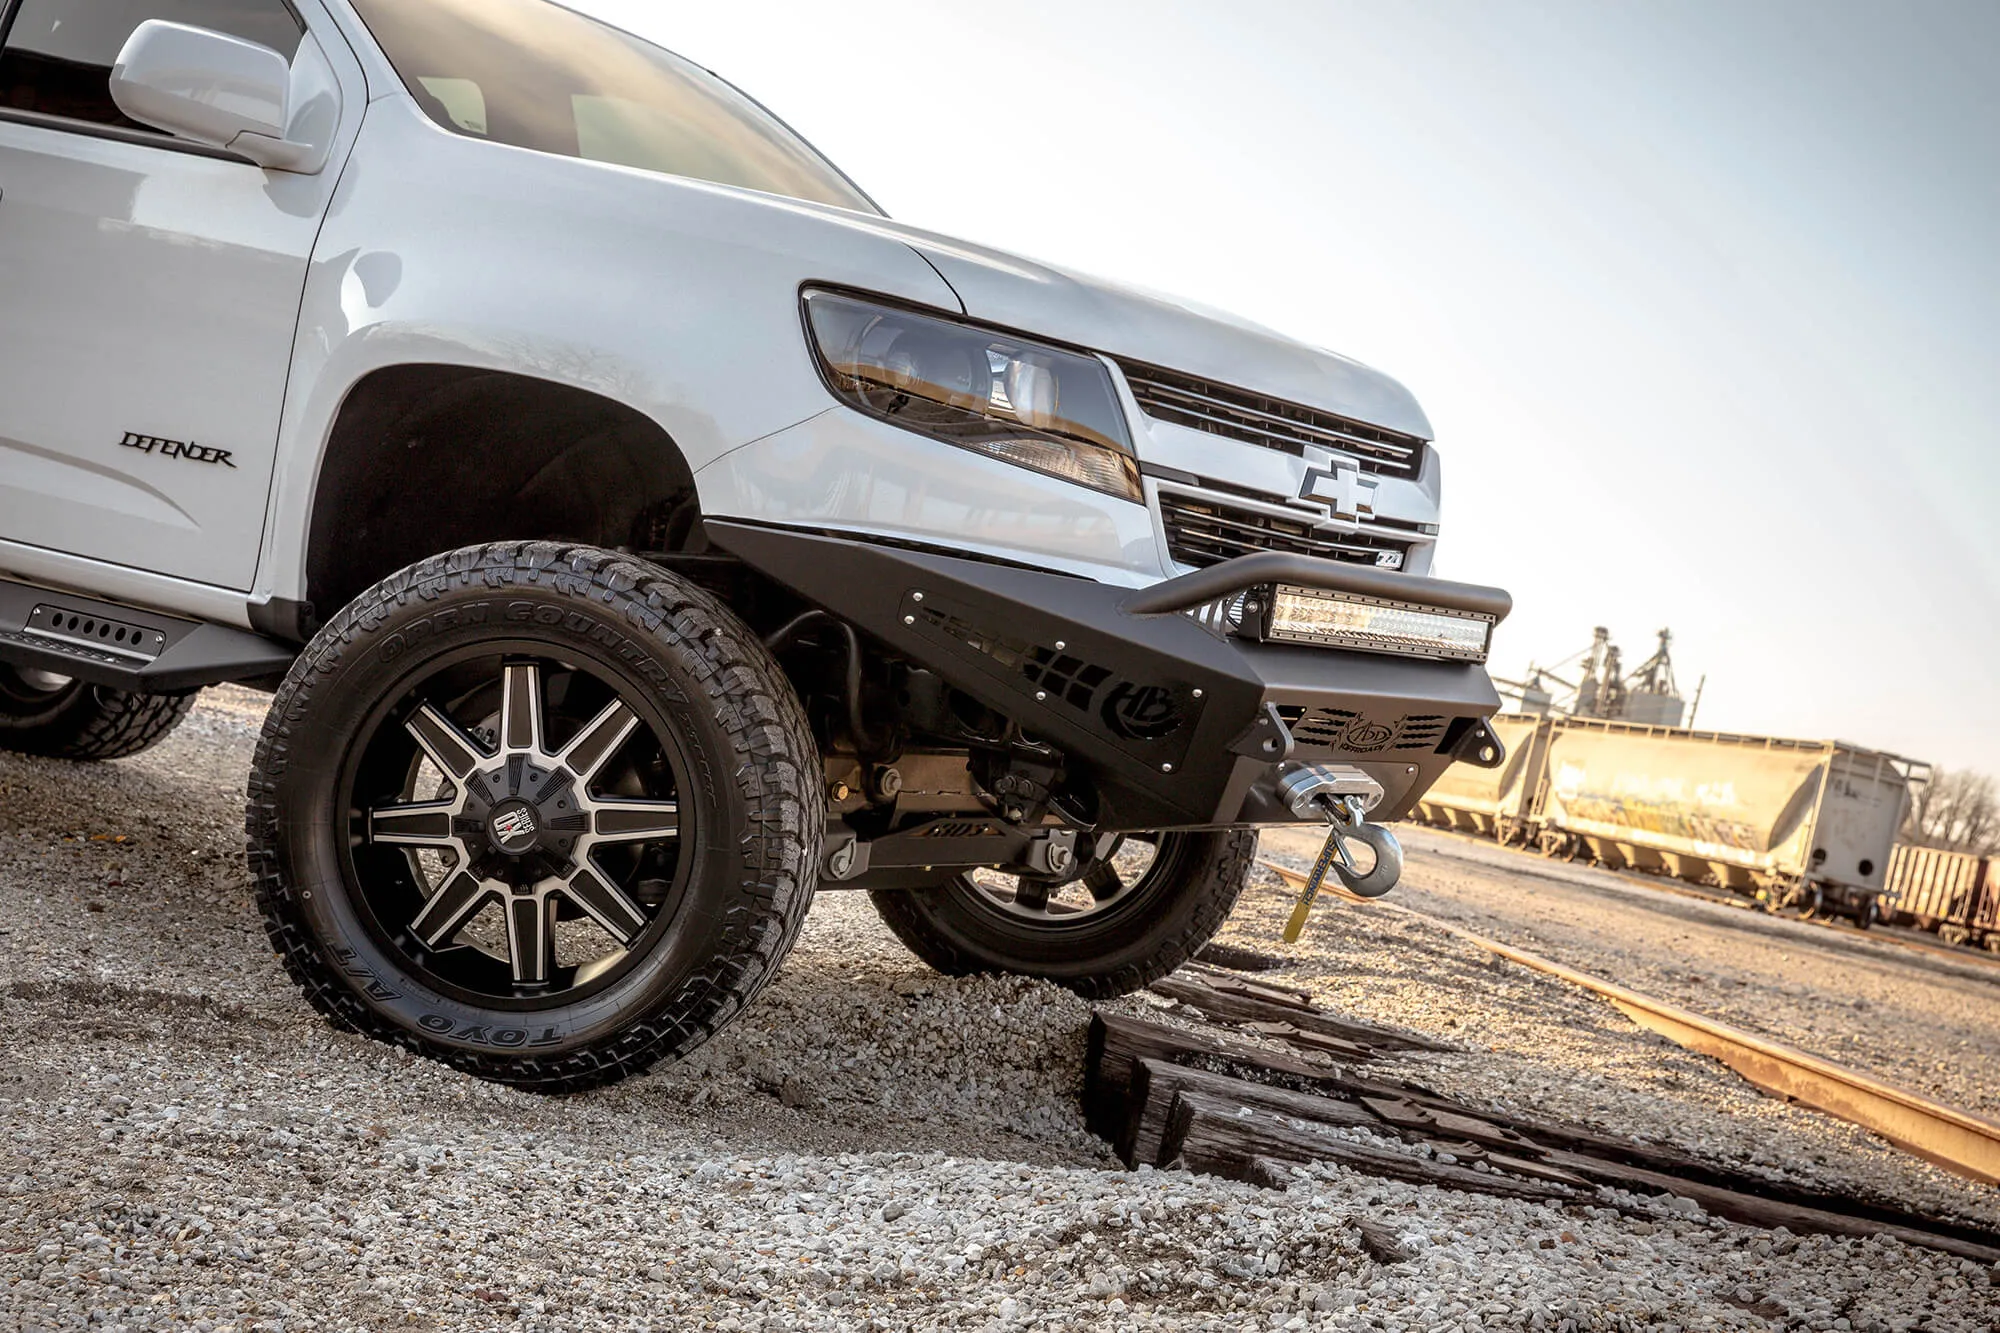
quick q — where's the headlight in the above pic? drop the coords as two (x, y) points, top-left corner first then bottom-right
(1254, 585), (1494, 662)
(802, 289), (1141, 501)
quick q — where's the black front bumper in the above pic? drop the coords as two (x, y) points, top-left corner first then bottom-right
(709, 521), (1510, 831)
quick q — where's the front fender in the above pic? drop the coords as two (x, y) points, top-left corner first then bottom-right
(255, 95), (961, 603)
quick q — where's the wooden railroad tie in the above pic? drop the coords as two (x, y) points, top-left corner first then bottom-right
(1093, 984), (2000, 1265)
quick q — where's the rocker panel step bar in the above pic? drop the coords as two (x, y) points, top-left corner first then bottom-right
(0, 577), (296, 693)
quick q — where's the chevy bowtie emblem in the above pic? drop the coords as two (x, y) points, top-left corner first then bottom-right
(1299, 461), (1377, 522)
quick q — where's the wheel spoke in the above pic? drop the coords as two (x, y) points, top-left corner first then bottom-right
(560, 865), (648, 945)
(1011, 877), (1053, 913)
(559, 699), (639, 784)
(505, 891), (554, 985)
(354, 648), (700, 1004)
(589, 799), (679, 844)
(500, 662), (544, 754)
(406, 704), (487, 781)
(368, 800), (459, 848)
(408, 871), (501, 949)
(1083, 863), (1126, 903)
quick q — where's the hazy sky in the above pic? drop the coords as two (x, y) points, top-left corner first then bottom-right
(581, 0), (1999, 771)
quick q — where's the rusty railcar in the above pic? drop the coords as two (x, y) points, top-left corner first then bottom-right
(1885, 845), (2000, 950)
(1412, 715), (1923, 925)
(1411, 713), (1551, 842)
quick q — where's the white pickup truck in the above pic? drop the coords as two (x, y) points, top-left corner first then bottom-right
(0, 0), (1510, 1089)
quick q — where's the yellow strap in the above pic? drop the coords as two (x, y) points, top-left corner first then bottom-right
(1282, 829), (1345, 943)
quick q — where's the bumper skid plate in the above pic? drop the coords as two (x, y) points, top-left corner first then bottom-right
(708, 522), (1510, 831)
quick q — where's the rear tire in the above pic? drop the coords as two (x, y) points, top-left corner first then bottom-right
(0, 666), (194, 760)
(869, 829), (1253, 999)
(246, 542), (822, 1092)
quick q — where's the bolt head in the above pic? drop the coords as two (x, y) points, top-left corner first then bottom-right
(1054, 640), (1067, 651)
(911, 591), (925, 602)
(1035, 690), (1047, 702)
(1192, 688), (1204, 699)
(903, 614), (916, 625)
(1161, 763), (1174, 773)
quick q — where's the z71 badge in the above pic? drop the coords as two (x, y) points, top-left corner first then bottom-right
(119, 431), (236, 468)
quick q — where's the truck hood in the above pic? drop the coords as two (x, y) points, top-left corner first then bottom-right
(881, 229), (1434, 441)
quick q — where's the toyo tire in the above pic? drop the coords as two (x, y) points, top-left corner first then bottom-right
(0, 666), (194, 761)
(246, 542), (822, 1092)
(869, 830), (1254, 999)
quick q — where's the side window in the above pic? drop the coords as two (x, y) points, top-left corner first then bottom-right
(0, 0), (305, 134)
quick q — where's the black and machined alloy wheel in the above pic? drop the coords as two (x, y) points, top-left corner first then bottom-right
(0, 665), (195, 760)
(869, 829), (1254, 999)
(248, 543), (822, 1091)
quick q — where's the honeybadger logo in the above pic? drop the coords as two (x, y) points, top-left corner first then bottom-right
(1100, 681), (1183, 742)
(120, 431), (236, 468)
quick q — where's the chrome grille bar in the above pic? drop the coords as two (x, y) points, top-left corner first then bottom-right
(1159, 490), (1410, 570)
(1121, 363), (1425, 477)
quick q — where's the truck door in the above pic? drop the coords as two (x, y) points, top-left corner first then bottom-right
(0, 0), (350, 591)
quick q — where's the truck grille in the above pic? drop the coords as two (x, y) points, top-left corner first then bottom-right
(1159, 491), (1411, 570)
(1121, 362), (1425, 478)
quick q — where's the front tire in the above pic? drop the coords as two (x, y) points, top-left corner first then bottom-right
(0, 666), (194, 760)
(246, 543), (821, 1091)
(869, 830), (1253, 999)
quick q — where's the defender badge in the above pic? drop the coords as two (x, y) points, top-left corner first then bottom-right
(120, 431), (237, 468)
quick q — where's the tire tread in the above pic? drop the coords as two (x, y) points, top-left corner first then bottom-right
(869, 830), (1255, 1000)
(245, 541), (820, 1093)
(0, 681), (194, 761)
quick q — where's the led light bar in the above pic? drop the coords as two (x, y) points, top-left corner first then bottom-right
(1257, 584), (1494, 662)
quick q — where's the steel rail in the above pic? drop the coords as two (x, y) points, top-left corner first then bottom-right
(1257, 858), (2000, 1187)
(1412, 825), (2000, 980)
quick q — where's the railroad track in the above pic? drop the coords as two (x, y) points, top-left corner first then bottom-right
(1103, 964), (2000, 1262)
(1406, 826), (2000, 980)
(1257, 858), (2000, 1188)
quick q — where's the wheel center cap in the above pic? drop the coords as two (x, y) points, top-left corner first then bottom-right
(487, 799), (542, 856)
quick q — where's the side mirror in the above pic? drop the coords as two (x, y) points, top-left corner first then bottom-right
(109, 20), (325, 171)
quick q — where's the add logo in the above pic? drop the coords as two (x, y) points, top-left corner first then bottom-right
(1343, 720), (1395, 751)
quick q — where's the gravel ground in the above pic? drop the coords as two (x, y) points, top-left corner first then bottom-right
(2, 688), (1996, 1331)
(1255, 825), (2000, 1228)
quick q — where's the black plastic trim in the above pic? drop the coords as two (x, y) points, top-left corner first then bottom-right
(248, 595), (318, 644)
(0, 108), (259, 165)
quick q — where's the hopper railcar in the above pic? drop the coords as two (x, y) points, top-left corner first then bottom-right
(1412, 715), (1924, 928)
(1882, 845), (2000, 951)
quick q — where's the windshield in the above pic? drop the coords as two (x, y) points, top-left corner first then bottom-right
(348, 0), (878, 214)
